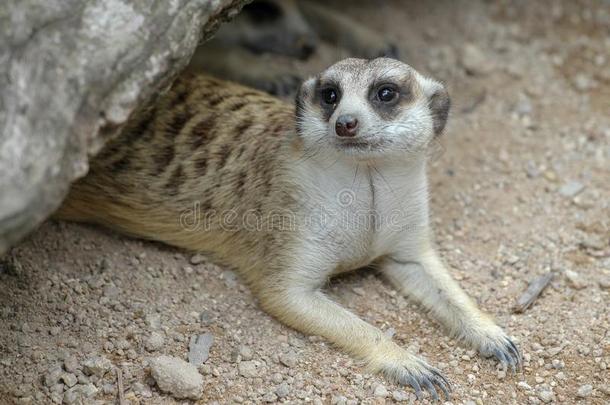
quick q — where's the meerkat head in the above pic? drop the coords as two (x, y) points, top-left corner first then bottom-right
(295, 58), (450, 160)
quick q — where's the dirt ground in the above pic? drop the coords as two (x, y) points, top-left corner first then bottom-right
(1, 0), (609, 404)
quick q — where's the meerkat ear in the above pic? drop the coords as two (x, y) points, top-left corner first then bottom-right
(422, 78), (451, 136)
(295, 77), (316, 133)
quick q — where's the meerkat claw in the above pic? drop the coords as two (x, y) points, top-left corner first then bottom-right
(394, 363), (451, 401)
(485, 336), (521, 374)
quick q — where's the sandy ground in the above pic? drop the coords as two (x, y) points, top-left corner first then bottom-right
(1, 0), (609, 404)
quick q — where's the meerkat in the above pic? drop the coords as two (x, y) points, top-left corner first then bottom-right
(188, 0), (398, 96)
(56, 58), (520, 400)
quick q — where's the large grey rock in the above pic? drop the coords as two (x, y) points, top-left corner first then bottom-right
(0, 0), (248, 255)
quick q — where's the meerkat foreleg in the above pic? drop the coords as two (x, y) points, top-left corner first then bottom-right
(253, 269), (450, 400)
(382, 244), (521, 371)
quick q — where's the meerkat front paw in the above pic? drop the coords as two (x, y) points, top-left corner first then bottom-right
(370, 349), (451, 401)
(465, 325), (521, 372)
(477, 328), (521, 372)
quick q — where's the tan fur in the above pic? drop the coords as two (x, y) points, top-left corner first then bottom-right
(57, 60), (519, 399)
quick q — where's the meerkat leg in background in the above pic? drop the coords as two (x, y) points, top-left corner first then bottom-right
(382, 242), (521, 370)
(187, 43), (303, 97)
(253, 266), (451, 400)
(298, 1), (399, 59)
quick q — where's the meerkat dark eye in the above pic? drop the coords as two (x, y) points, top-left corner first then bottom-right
(321, 88), (339, 105)
(377, 86), (398, 102)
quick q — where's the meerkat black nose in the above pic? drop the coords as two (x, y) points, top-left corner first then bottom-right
(335, 115), (359, 137)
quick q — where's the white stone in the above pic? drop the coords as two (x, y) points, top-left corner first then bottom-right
(576, 384), (593, 398)
(150, 355), (203, 400)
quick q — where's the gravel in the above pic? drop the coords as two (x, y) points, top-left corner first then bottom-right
(150, 355), (203, 400)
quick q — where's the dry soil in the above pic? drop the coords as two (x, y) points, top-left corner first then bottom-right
(1, 0), (609, 404)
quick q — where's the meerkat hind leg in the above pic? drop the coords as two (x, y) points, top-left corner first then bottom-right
(382, 247), (521, 372)
(254, 270), (451, 400)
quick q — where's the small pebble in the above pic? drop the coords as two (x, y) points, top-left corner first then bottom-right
(576, 384), (592, 398)
(79, 384), (98, 399)
(132, 382), (152, 398)
(188, 333), (214, 366)
(573, 73), (596, 91)
(538, 390), (553, 403)
(238, 345), (253, 361)
(392, 390), (409, 401)
(558, 181), (585, 197)
(63, 357), (79, 374)
(145, 313), (161, 329)
(82, 356), (112, 377)
(373, 383), (388, 397)
(190, 254), (206, 265)
(62, 386), (81, 405)
(60, 373), (77, 388)
(220, 270), (238, 288)
(102, 283), (119, 298)
(352, 287), (366, 296)
(331, 395), (348, 405)
(275, 382), (290, 398)
(145, 332), (164, 352)
(597, 276), (610, 290)
(565, 270), (587, 289)
(150, 355), (203, 400)
(279, 351), (298, 368)
(44, 366), (64, 387)
(238, 361), (259, 378)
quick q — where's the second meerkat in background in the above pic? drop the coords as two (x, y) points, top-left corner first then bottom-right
(188, 0), (399, 96)
(57, 58), (520, 399)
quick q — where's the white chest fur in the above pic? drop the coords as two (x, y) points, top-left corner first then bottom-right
(290, 155), (430, 275)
